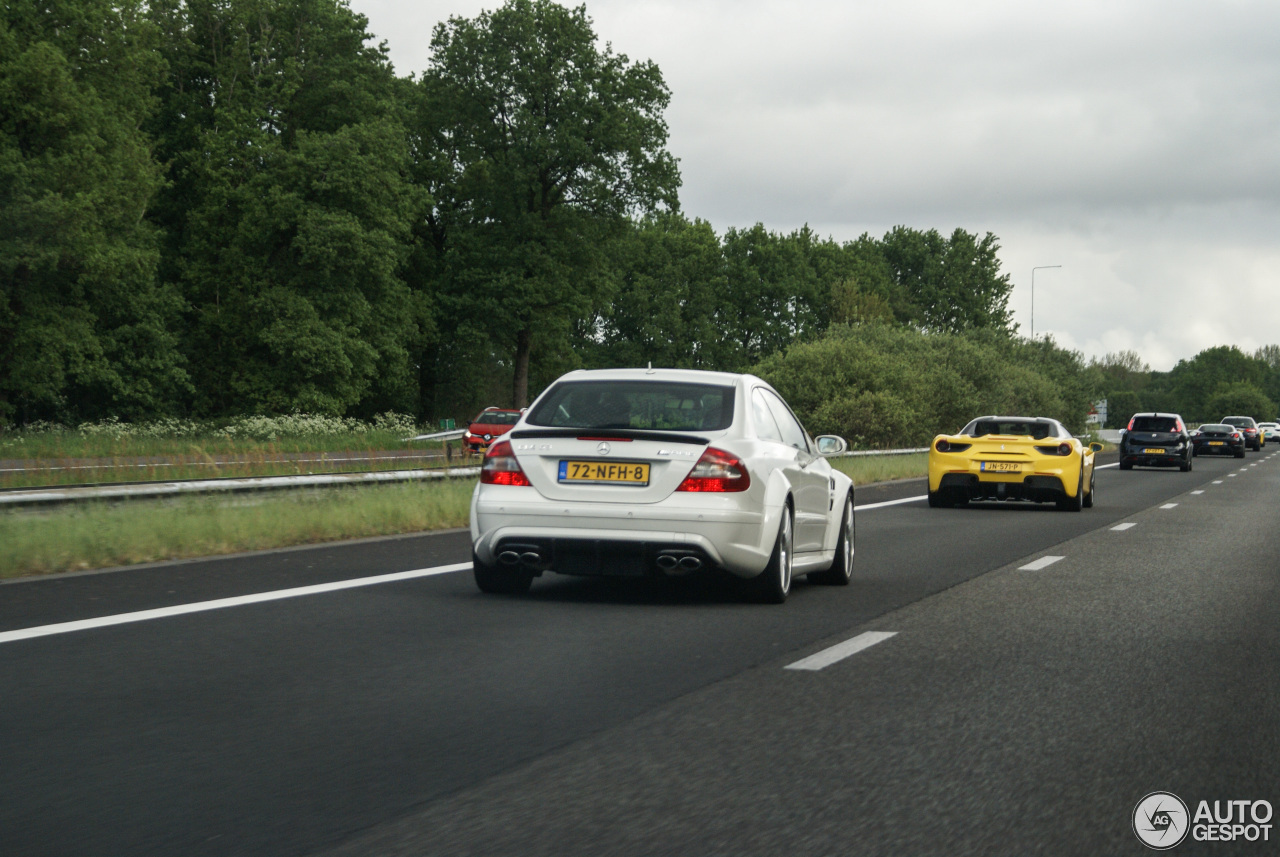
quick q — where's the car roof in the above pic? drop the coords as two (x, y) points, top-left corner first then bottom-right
(967, 415), (1061, 424)
(553, 367), (755, 386)
(1130, 412), (1182, 418)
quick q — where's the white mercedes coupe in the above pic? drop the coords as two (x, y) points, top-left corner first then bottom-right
(469, 368), (855, 603)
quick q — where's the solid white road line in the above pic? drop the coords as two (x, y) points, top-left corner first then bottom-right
(856, 495), (926, 510)
(1161, 503), (1178, 509)
(1112, 523), (1137, 531)
(1096, 462), (1120, 469)
(0, 562), (472, 645)
(785, 631), (897, 671)
(1019, 555), (1065, 571)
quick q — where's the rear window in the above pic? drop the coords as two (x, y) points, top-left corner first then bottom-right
(1222, 417), (1255, 428)
(1131, 416), (1179, 432)
(964, 419), (1057, 439)
(526, 381), (735, 432)
(1199, 424), (1231, 433)
(472, 411), (521, 426)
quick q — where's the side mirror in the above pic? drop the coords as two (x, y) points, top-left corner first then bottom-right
(1089, 442), (1104, 453)
(815, 435), (848, 456)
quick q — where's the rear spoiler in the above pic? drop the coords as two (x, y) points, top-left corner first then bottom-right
(510, 428), (710, 446)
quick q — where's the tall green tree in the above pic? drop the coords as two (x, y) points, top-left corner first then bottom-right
(590, 213), (726, 370)
(420, 0), (679, 407)
(879, 226), (1015, 334)
(148, 0), (424, 416)
(0, 0), (187, 425)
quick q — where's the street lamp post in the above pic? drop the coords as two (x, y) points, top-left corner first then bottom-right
(1031, 265), (1062, 338)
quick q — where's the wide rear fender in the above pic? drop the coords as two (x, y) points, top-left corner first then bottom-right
(758, 468), (793, 555)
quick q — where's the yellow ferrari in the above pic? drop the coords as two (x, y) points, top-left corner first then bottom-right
(928, 416), (1104, 511)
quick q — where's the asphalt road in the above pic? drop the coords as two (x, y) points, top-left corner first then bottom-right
(2, 451), (1277, 856)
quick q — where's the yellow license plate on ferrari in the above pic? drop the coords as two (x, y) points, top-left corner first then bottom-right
(1209, 441), (1224, 446)
(1143, 448), (1165, 454)
(558, 460), (651, 485)
(980, 461), (1022, 473)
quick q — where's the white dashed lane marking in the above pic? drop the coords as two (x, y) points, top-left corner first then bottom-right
(1214, 480), (1224, 484)
(785, 631), (897, 671)
(1191, 490), (1204, 495)
(1019, 555), (1065, 571)
(1161, 503), (1178, 509)
(1112, 523), (1137, 531)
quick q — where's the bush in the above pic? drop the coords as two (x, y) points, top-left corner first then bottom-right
(754, 323), (1093, 447)
(1205, 383), (1276, 422)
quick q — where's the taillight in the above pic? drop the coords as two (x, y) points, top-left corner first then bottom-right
(1058, 443), (1071, 456)
(480, 440), (531, 486)
(676, 447), (750, 492)
(936, 439), (950, 453)
(1127, 417), (1135, 431)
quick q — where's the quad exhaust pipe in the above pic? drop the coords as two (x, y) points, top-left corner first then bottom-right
(498, 549), (545, 568)
(656, 552), (703, 575)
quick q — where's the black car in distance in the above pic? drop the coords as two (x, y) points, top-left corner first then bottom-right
(1119, 412), (1192, 471)
(1221, 415), (1264, 451)
(1190, 423), (1247, 458)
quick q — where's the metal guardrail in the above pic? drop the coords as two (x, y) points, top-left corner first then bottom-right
(0, 446), (929, 507)
(405, 429), (468, 442)
(0, 467), (481, 507)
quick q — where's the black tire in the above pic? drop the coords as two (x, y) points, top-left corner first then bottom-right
(1083, 468), (1095, 508)
(1057, 468), (1084, 512)
(1180, 454), (1192, 472)
(1119, 459), (1133, 470)
(1192, 446), (1199, 457)
(1235, 447), (1246, 459)
(811, 494), (854, 586)
(473, 550), (533, 595)
(751, 507), (793, 604)
(927, 489), (951, 508)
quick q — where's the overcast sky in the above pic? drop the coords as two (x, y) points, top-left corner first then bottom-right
(349, 0), (1280, 370)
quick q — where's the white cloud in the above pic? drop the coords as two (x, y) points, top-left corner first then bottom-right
(350, 0), (1280, 369)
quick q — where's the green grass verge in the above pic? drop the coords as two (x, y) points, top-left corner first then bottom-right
(2, 453), (928, 580)
(0, 478), (476, 580)
(832, 452), (927, 485)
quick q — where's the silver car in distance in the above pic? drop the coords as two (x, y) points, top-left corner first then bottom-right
(470, 368), (856, 603)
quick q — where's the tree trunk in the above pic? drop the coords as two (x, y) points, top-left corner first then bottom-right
(512, 326), (532, 408)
